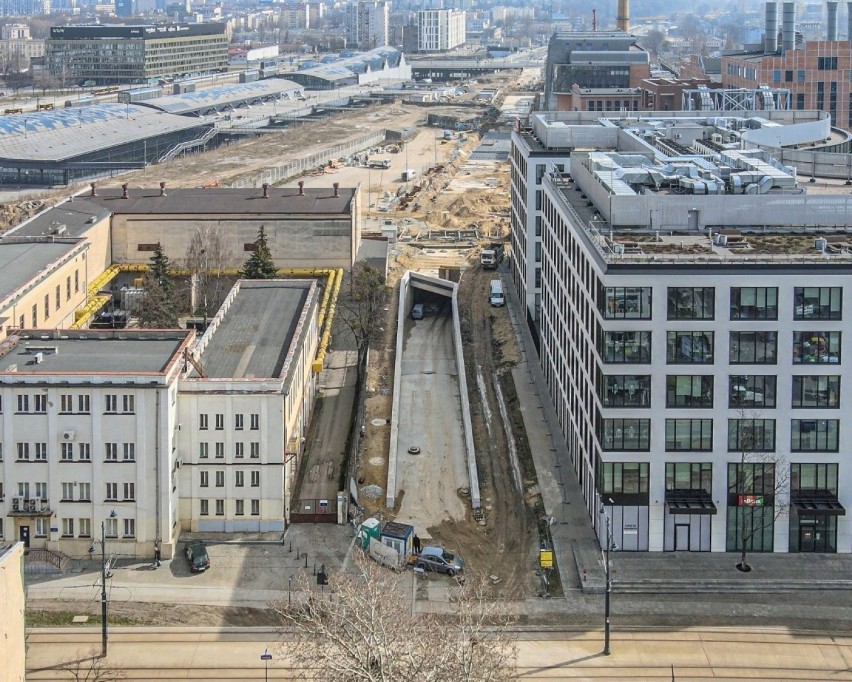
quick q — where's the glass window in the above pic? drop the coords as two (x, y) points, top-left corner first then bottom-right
(601, 287), (652, 319)
(794, 287), (841, 320)
(791, 375), (840, 408)
(666, 331), (714, 364)
(600, 462), (649, 494)
(601, 331), (651, 363)
(600, 418), (650, 451)
(665, 462), (712, 492)
(665, 419), (713, 451)
(667, 287), (714, 320)
(666, 375), (714, 408)
(729, 375), (776, 408)
(730, 287), (778, 320)
(790, 462), (838, 493)
(791, 419), (839, 451)
(793, 331), (841, 364)
(600, 375), (651, 408)
(729, 331), (777, 364)
(726, 462), (776, 552)
(728, 419), (776, 452)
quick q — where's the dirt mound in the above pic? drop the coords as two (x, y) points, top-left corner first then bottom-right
(0, 199), (49, 233)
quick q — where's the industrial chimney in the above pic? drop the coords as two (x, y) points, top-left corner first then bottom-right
(764, 2), (779, 53)
(847, 1), (852, 39)
(828, 1), (839, 40)
(782, 1), (796, 53)
(616, 0), (630, 32)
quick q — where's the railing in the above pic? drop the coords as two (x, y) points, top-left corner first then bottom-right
(24, 547), (66, 573)
(157, 126), (219, 164)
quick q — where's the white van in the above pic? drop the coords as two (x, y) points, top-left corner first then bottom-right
(489, 280), (505, 307)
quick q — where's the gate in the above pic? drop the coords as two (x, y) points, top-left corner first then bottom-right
(290, 498), (338, 524)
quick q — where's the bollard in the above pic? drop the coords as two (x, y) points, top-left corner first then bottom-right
(313, 562), (316, 576)
(304, 553), (308, 568)
(289, 542), (292, 553)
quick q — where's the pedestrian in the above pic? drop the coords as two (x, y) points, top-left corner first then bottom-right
(154, 540), (161, 568)
(413, 534), (421, 554)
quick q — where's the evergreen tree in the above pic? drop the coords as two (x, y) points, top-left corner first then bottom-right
(241, 225), (278, 279)
(138, 243), (179, 328)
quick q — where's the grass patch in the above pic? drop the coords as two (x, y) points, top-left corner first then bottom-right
(26, 610), (140, 628)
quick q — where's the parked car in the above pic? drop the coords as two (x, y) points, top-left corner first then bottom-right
(185, 542), (210, 572)
(416, 546), (464, 576)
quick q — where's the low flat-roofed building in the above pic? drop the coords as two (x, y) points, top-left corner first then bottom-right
(0, 329), (194, 559)
(179, 279), (321, 529)
(0, 542), (25, 682)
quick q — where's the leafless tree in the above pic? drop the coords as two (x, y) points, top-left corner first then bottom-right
(183, 222), (235, 322)
(61, 651), (124, 681)
(273, 551), (517, 681)
(336, 263), (387, 383)
(730, 409), (789, 571)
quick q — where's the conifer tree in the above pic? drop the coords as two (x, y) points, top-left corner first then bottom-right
(241, 225), (278, 279)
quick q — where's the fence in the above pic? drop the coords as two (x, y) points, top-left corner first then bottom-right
(229, 130), (389, 189)
(291, 497), (339, 524)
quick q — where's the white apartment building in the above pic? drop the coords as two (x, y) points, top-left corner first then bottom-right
(417, 8), (466, 52)
(514, 110), (852, 554)
(347, 0), (390, 50)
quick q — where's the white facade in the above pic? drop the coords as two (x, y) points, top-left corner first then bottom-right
(513, 112), (852, 554)
(417, 9), (466, 52)
(347, 0), (390, 49)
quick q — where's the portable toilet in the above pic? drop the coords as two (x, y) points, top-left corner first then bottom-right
(358, 517), (382, 550)
(381, 521), (414, 559)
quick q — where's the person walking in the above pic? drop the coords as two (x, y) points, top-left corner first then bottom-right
(413, 534), (421, 554)
(154, 540), (161, 568)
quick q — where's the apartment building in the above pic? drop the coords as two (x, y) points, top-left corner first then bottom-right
(0, 24), (44, 72)
(45, 23), (228, 86)
(347, 0), (390, 50)
(417, 9), (466, 53)
(513, 111), (852, 553)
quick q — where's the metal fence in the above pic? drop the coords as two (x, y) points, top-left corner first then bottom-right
(229, 130), (389, 189)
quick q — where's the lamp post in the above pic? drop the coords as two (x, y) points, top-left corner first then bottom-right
(261, 648), (272, 681)
(599, 502), (616, 656)
(89, 510), (116, 658)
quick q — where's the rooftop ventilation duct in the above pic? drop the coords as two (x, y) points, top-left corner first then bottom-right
(782, 1), (796, 53)
(765, 2), (779, 53)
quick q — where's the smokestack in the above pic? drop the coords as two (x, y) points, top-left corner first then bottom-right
(90, 182), (96, 197)
(298, 180), (305, 196)
(333, 182), (340, 197)
(848, 1), (852, 39)
(121, 183), (128, 199)
(262, 182), (269, 198)
(764, 2), (779, 53)
(782, 1), (796, 53)
(616, 0), (629, 32)
(828, 1), (839, 40)
(159, 181), (166, 197)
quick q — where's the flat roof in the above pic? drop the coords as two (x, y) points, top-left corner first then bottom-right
(9, 199), (111, 239)
(142, 79), (303, 115)
(85, 186), (356, 215)
(198, 280), (311, 379)
(0, 331), (191, 374)
(0, 240), (82, 303)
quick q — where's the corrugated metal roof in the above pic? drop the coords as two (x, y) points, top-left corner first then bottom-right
(142, 79), (303, 114)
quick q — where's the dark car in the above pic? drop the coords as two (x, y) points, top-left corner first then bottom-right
(185, 542), (210, 572)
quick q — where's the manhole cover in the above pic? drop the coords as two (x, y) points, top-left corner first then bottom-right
(371, 418), (387, 426)
(369, 457), (385, 466)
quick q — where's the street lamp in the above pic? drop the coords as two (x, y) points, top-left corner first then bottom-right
(599, 502), (617, 656)
(261, 648), (272, 681)
(89, 509), (116, 658)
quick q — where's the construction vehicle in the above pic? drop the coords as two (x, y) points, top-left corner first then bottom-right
(368, 158), (391, 169)
(480, 242), (505, 269)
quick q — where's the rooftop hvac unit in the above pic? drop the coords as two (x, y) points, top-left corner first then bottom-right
(612, 243), (625, 255)
(815, 238), (828, 252)
(711, 133), (723, 144)
(62, 430), (76, 441)
(714, 233), (728, 246)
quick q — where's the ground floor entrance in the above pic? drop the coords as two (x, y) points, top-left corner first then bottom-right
(790, 513), (837, 553)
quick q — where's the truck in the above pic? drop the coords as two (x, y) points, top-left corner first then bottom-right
(368, 158), (391, 169)
(480, 242), (505, 269)
(401, 168), (418, 181)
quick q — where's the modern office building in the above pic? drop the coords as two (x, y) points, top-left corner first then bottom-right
(543, 31), (650, 111)
(722, 2), (852, 132)
(346, 0), (390, 50)
(417, 9), (466, 52)
(512, 109), (852, 553)
(45, 23), (229, 87)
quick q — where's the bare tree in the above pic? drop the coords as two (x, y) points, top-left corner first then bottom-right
(274, 551), (517, 681)
(184, 222), (235, 322)
(336, 263), (387, 383)
(61, 651), (124, 681)
(730, 408), (789, 571)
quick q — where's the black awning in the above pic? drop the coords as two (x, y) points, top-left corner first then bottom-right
(665, 489), (717, 515)
(792, 491), (846, 516)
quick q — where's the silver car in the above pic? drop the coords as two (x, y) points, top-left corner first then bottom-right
(416, 546), (464, 576)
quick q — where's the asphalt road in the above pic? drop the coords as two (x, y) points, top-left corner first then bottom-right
(25, 626), (852, 680)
